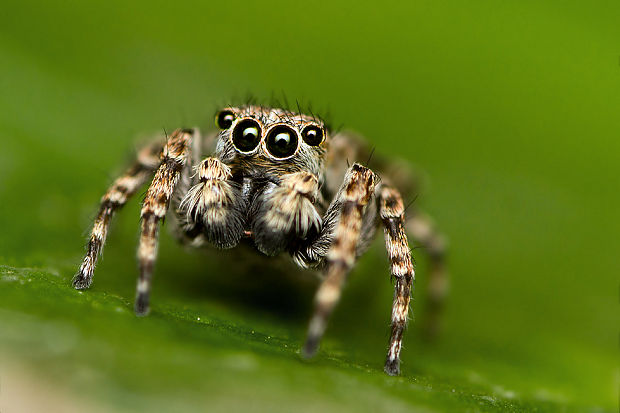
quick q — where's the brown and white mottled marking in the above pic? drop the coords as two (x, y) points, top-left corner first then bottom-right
(303, 164), (377, 356)
(73, 142), (162, 289)
(135, 129), (195, 315)
(264, 172), (321, 236)
(378, 184), (415, 375)
(179, 157), (246, 249)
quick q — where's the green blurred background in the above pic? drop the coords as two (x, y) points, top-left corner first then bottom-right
(0, 1), (618, 411)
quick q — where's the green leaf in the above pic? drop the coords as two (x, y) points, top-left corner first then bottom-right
(0, 0), (617, 411)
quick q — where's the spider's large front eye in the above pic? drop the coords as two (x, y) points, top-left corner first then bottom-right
(216, 110), (235, 129)
(302, 125), (324, 146)
(232, 119), (261, 152)
(265, 125), (299, 159)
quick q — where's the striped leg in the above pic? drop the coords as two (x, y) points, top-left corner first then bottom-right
(73, 142), (162, 289)
(379, 184), (415, 376)
(302, 164), (377, 357)
(135, 129), (196, 315)
(406, 211), (448, 339)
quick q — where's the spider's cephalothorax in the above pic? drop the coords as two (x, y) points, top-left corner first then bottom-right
(73, 105), (447, 376)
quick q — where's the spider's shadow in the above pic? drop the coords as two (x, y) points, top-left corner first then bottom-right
(156, 244), (318, 322)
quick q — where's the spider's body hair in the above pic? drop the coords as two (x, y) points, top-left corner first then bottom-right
(177, 105), (330, 257)
(75, 104), (448, 376)
(303, 164), (378, 356)
(136, 129), (193, 314)
(74, 142), (161, 289)
(378, 185), (415, 375)
(179, 158), (245, 249)
(215, 109), (327, 182)
(250, 171), (322, 256)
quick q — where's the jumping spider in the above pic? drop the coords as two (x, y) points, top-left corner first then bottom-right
(73, 105), (447, 375)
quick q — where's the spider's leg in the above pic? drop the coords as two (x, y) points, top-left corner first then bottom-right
(406, 209), (448, 339)
(302, 163), (377, 357)
(135, 128), (195, 315)
(74, 141), (162, 289)
(378, 184), (416, 376)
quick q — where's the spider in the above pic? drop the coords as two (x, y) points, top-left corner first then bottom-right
(73, 105), (447, 376)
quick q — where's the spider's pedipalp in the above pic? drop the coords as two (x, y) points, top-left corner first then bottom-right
(251, 171), (321, 256)
(378, 184), (415, 376)
(73, 141), (162, 289)
(303, 163), (377, 357)
(135, 128), (196, 315)
(179, 157), (246, 249)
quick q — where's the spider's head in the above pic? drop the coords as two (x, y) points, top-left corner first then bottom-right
(213, 105), (328, 178)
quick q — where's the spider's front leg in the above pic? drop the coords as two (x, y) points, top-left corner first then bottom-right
(302, 163), (377, 357)
(74, 141), (162, 289)
(135, 129), (196, 315)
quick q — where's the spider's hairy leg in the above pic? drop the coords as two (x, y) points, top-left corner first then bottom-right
(252, 171), (321, 255)
(73, 141), (162, 289)
(378, 184), (415, 376)
(302, 164), (377, 357)
(406, 210), (448, 339)
(135, 128), (195, 315)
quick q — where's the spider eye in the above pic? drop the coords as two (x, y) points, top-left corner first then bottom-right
(302, 125), (324, 146)
(265, 125), (298, 159)
(232, 119), (261, 152)
(216, 110), (235, 129)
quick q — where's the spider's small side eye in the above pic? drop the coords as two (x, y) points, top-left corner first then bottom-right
(216, 110), (235, 129)
(302, 125), (324, 146)
(232, 119), (261, 152)
(265, 125), (299, 159)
